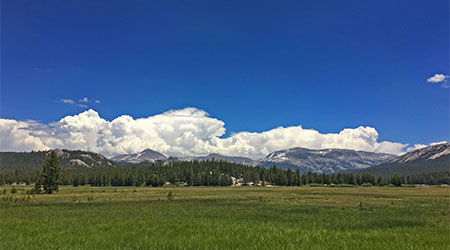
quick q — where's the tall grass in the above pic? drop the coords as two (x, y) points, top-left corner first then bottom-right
(1, 186), (449, 250)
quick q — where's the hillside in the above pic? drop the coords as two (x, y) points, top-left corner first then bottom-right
(257, 147), (395, 173)
(353, 143), (450, 177)
(0, 149), (114, 171)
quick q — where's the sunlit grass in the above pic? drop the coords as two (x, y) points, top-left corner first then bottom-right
(1, 185), (449, 250)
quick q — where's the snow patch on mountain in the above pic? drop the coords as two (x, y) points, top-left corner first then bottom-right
(111, 149), (167, 164)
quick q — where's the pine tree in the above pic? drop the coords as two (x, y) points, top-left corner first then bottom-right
(188, 168), (195, 186)
(36, 151), (61, 194)
(73, 175), (79, 187)
(377, 176), (383, 186)
(391, 174), (402, 187)
(287, 169), (293, 186)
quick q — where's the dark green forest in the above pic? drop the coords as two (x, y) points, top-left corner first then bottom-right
(1, 159), (449, 187)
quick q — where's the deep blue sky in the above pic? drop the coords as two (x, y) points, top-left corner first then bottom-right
(1, 0), (449, 145)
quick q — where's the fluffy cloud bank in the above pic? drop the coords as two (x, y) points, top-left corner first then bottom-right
(0, 108), (419, 158)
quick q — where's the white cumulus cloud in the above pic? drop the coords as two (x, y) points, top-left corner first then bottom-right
(427, 74), (449, 88)
(0, 119), (50, 152)
(0, 107), (420, 158)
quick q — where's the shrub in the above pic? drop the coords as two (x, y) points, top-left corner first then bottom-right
(167, 191), (174, 201)
(358, 201), (372, 211)
(10, 186), (17, 194)
(362, 183), (373, 187)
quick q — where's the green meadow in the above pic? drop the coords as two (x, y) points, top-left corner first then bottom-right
(1, 186), (449, 250)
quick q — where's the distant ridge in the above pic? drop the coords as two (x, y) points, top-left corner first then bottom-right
(187, 153), (255, 165)
(111, 150), (255, 165)
(0, 149), (114, 170)
(110, 147), (395, 173)
(352, 143), (450, 177)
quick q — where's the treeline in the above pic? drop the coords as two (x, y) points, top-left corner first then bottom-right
(1, 160), (449, 186)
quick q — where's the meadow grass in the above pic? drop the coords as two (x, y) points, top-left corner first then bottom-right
(1, 185), (449, 250)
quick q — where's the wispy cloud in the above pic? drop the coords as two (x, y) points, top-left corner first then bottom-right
(60, 99), (75, 104)
(59, 97), (101, 108)
(79, 97), (89, 103)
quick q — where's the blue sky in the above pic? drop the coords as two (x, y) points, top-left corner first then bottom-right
(1, 0), (449, 156)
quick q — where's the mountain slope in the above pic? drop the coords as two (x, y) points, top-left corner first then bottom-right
(257, 147), (395, 173)
(187, 153), (254, 165)
(111, 149), (167, 164)
(353, 143), (450, 177)
(0, 149), (114, 171)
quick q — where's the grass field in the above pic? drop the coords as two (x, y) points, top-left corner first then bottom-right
(1, 185), (449, 250)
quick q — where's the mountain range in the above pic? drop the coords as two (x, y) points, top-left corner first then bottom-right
(256, 147), (396, 173)
(109, 147), (396, 174)
(110, 149), (255, 165)
(1, 143), (448, 176)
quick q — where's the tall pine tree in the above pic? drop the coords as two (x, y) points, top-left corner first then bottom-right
(35, 151), (61, 194)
